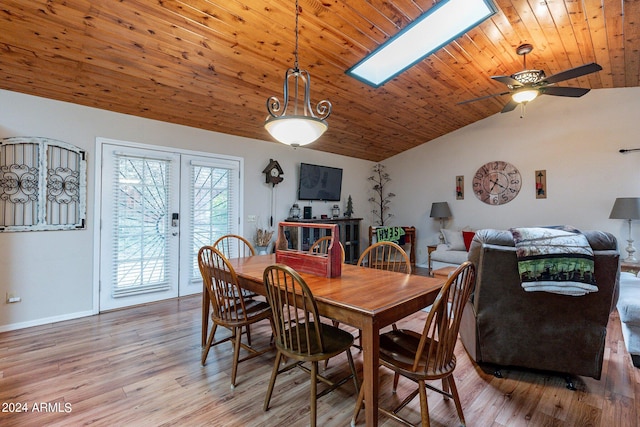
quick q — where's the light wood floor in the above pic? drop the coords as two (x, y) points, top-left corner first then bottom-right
(1, 294), (638, 427)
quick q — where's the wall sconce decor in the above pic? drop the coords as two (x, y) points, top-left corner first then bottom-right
(535, 170), (546, 199)
(456, 175), (464, 200)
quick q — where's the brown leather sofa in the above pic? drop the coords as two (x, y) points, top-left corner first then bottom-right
(460, 228), (619, 380)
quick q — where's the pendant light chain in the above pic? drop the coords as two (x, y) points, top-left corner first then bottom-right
(294, 0), (299, 71)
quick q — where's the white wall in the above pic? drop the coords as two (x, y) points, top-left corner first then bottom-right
(3, 87), (639, 330)
(385, 87), (640, 266)
(0, 90), (372, 330)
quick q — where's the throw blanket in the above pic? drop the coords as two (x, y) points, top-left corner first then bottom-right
(510, 226), (597, 296)
(376, 226), (406, 245)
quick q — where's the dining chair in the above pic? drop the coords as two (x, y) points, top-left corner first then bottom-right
(357, 240), (412, 273)
(330, 241), (412, 354)
(262, 264), (360, 427)
(198, 246), (274, 388)
(213, 234), (256, 258)
(205, 234), (258, 346)
(351, 261), (476, 427)
(309, 235), (345, 264)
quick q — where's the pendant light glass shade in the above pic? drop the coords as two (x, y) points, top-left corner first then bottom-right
(265, 115), (327, 147)
(512, 89), (539, 103)
(264, 0), (331, 147)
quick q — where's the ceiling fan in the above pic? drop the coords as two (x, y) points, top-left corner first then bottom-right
(458, 44), (602, 113)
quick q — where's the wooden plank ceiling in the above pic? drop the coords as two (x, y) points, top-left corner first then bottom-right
(0, 0), (637, 162)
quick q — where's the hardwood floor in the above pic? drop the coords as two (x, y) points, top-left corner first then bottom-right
(0, 295), (638, 427)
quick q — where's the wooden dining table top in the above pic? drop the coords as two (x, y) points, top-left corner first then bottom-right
(226, 254), (444, 327)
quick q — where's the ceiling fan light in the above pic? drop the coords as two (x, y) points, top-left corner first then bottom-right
(512, 89), (539, 103)
(264, 116), (328, 147)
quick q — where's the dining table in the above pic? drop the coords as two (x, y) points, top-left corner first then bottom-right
(203, 253), (445, 426)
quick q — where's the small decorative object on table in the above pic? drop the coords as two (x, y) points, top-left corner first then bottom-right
(256, 228), (274, 254)
(289, 203), (300, 219)
(332, 204), (340, 218)
(345, 195), (354, 217)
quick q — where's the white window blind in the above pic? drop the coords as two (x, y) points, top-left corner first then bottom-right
(189, 159), (240, 281)
(111, 153), (173, 298)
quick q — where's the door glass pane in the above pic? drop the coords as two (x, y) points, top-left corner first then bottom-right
(112, 154), (172, 297)
(190, 164), (236, 281)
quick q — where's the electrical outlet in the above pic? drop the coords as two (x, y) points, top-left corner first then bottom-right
(6, 293), (21, 304)
(247, 215), (257, 222)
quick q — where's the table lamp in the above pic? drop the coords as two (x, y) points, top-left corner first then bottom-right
(430, 202), (452, 243)
(609, 197), (640, 263)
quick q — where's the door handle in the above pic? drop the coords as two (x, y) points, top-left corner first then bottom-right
(171, 213), (179, 236)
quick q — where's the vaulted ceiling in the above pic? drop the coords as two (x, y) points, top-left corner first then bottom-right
(0, 0), (637, 161)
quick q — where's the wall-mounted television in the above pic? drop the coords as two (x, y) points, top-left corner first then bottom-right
(298, 163), (343, 201)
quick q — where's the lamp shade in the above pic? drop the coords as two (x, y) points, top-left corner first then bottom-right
(264, 115), (328, 147)
(609, 197), (640, 220)
(430, 202), (452, 218)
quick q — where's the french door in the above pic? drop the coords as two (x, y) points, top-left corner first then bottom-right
(98, 141), (240, 311)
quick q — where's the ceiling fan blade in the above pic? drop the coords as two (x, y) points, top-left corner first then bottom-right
(542, 63), (602, 84)
(541, 86), (591, 97)
(457, 91), (510, 105)
(501, 99), (519, 113)
(491, 75), (523, 87)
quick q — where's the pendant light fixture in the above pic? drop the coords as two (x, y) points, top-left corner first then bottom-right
(264, 0), (331, 147)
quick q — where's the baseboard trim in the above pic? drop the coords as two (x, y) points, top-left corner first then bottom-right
(0, 310), (96, 333)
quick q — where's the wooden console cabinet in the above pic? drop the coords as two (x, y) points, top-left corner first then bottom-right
(284, 217), (362, 264)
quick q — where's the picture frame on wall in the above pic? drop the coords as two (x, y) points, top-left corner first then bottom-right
(535, 170), (547, 199)
(456, 175), (464, 200)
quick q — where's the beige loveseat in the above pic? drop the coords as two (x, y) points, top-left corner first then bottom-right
(429, 228), (473, 270)
(460, 228), (619, 380)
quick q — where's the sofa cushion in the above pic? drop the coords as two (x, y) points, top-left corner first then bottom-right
(442, 229), (466, 250)
(463, 230), (476, 251)
(618, 272), (640, 326)
(431, 245), (469, 264)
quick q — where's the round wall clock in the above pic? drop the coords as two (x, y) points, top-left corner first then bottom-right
(472, 161), (522, 205)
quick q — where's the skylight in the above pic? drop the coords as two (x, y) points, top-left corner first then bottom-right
(346, 0), (497, 87)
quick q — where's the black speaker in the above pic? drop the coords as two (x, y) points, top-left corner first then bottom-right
(303, 206), (312, 219)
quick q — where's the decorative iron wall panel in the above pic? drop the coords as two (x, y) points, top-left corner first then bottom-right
(0, 137), (86, 231)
